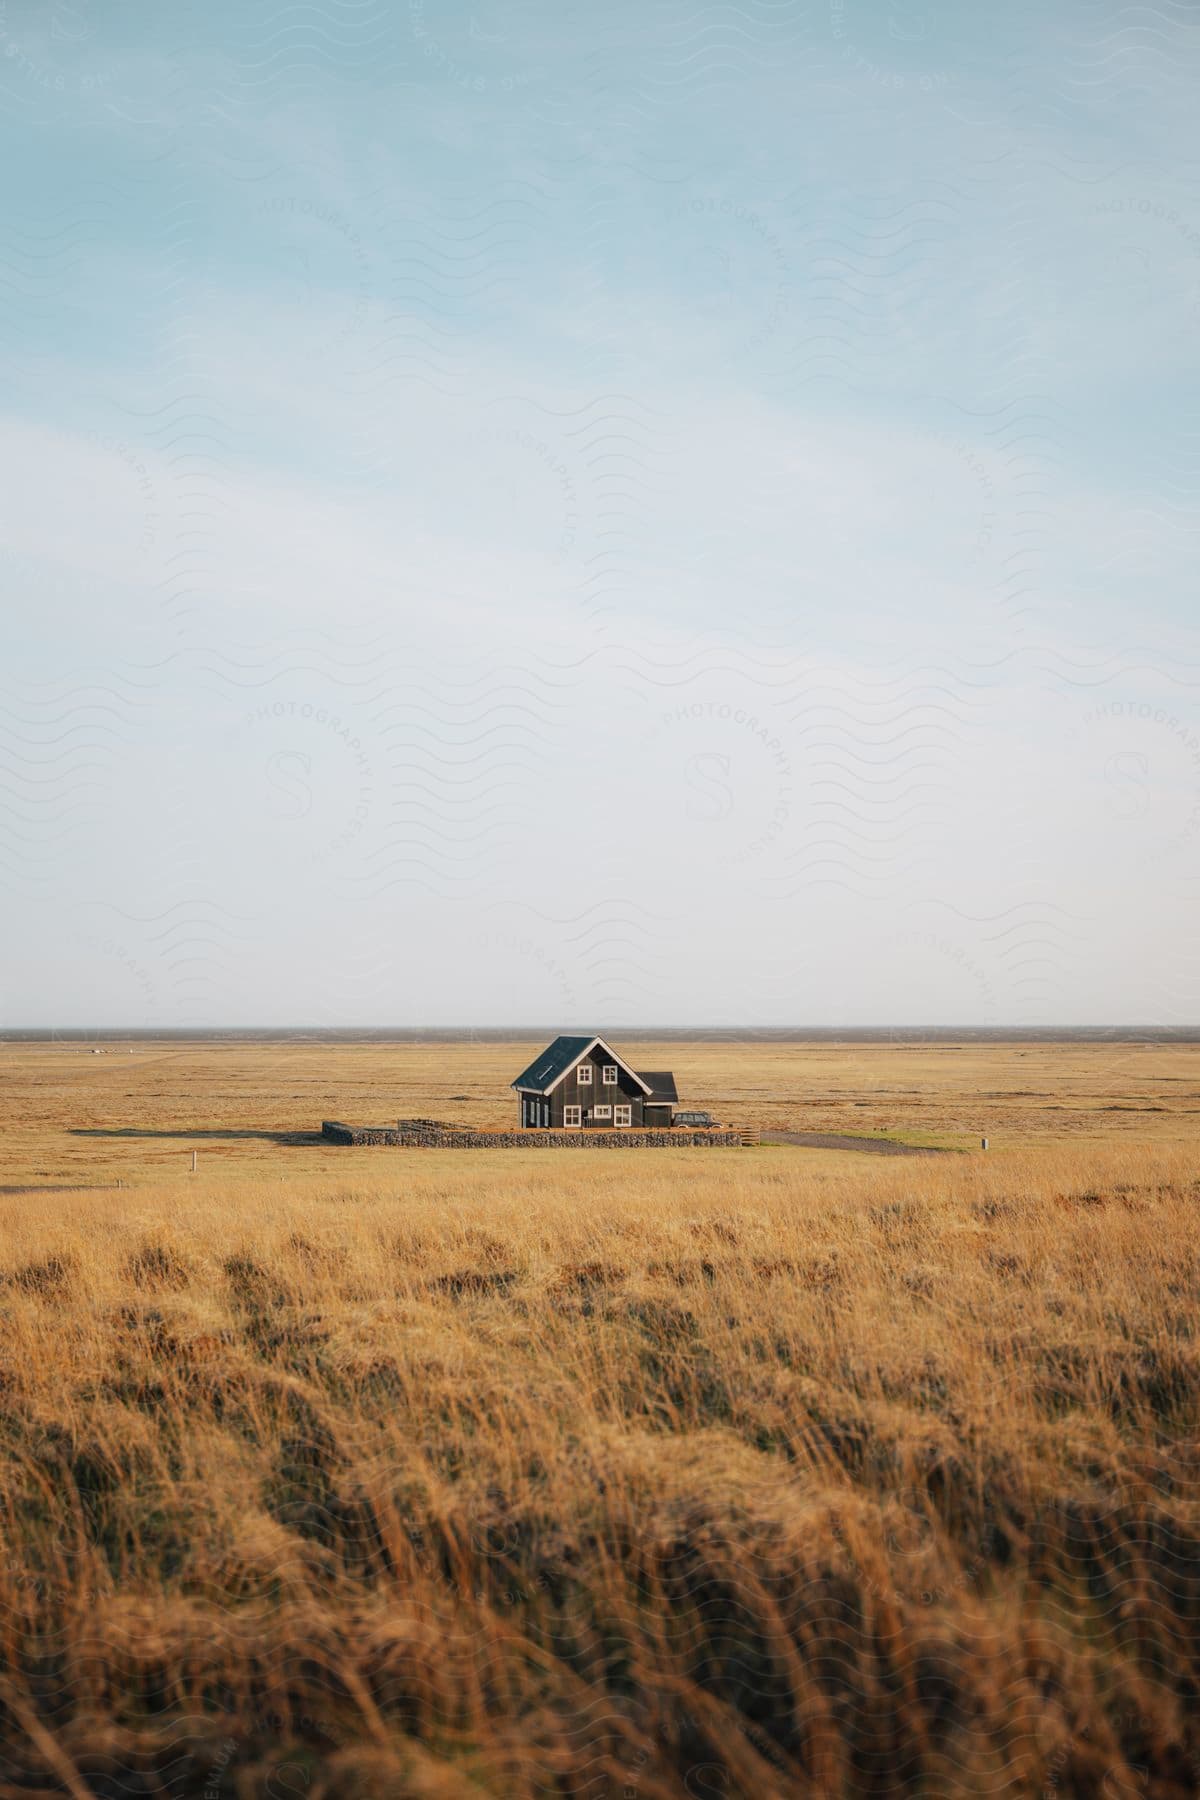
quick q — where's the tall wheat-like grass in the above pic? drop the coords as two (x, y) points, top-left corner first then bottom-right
(0, 1141), (1196, 1794)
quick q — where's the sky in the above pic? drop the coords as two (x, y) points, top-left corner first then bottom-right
(1, 0), (1198, 1028)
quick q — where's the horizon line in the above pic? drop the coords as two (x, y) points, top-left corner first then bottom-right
(3, 1025), (1198, 1040)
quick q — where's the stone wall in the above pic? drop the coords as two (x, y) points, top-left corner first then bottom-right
(321, 1121), (740, 1149)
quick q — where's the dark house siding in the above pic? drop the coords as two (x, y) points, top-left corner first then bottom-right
(550, 1043), (645, 1127)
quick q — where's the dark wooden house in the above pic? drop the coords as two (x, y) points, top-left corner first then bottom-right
(512, 1035), (678, 1129)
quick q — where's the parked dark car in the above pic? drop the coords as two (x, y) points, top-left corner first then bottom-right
(672, 1110), (717, 1128)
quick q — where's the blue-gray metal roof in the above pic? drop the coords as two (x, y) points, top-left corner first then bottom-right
(511, 1035), (594, 1094)
(638, 1071), (678, 1103)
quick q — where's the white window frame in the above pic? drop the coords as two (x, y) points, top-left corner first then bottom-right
(614, 1105), (632, 1127)
(592, 1104), (612, 1120)
(602, 1065), (618, 1085)
(563, 1105), (582, 1128)
(577, 1063), (592, 1084)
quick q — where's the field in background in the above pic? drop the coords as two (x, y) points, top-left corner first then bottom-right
(1, 1036), (1198, 1185)
(0, 1042), (1199, 1795)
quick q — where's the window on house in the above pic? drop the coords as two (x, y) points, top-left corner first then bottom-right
(614, 1105), (631, 1127)
(602, 1065), (618, 1084)
(577, 1064), (592, 1084)
(564, 1105), (582, 1128)
(593, 1105), (611, 1120)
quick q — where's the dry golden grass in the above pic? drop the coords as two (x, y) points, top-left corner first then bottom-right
(2, 1035), (1198, 1186)
(0, 1043), (1199, 1795)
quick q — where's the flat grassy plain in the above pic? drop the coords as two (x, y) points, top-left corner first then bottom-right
(3, 1035), (1196, 1184)
(0, 1039), (1199, 1796)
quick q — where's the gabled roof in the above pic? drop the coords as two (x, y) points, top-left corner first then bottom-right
(511, 1035), (593, 1094)
(512, 1034), (652, 1096)
(638, 1071), (678, 1104)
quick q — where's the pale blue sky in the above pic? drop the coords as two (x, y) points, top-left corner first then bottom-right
(1, 0), (1198, 1025)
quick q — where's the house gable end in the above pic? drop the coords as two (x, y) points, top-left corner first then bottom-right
(511, 1035), (652, 1096)
(583, 1037), (652, 1095)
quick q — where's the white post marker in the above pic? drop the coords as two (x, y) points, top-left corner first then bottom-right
(191, 1150), (197, 1172)
(981, 1137), (988, 1150)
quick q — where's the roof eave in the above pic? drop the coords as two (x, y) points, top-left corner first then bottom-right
(515, 1035), (653, 1097)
